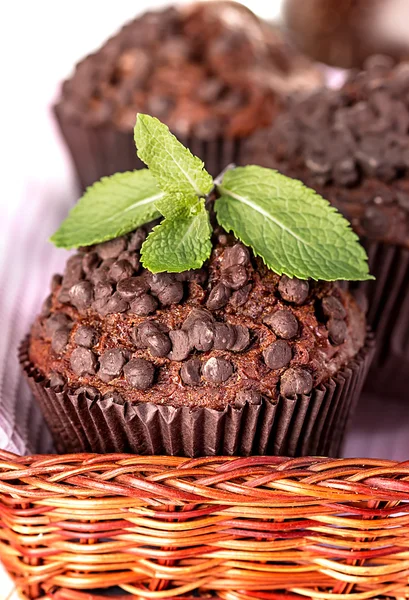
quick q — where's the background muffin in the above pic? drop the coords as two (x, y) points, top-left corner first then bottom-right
(242, 56), (409, 397)
(54, 1), (323, 190)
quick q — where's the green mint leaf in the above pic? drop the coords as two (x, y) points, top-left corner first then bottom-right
(50, 170), (163, 249)
(155, 192), (199, 220)
(216, 165), (373, 281)
(141, 199), (212, 273)
(134, 114), (213, 197)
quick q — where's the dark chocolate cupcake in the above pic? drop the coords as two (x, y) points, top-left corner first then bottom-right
(241, 56), (409, 398)
(54, 1), (323, 191)
(22, 114), (374, 457)
(22, 233), (373, 457)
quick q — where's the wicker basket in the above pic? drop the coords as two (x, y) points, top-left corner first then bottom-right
(0, 450), (408, 599)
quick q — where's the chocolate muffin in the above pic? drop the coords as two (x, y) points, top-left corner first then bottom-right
(22, 224), (373, 458)
(54, 1), (323, 190)
(242, 56), (409, 397)
(283, 0), (409, 69)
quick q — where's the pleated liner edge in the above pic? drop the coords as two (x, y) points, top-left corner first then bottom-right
(354, 240), (409, 399)
(19, 333), (375, 458)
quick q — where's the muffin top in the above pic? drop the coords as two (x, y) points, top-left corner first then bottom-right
(29, 226), (366, 410)
(56, 1), (322, 138)
(242, 56), (409, 247)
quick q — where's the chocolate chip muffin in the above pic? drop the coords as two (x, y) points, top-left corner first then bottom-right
(242, 56), (409, 398)
(54, 1), (323, 191)
(22, 223), (373, 458)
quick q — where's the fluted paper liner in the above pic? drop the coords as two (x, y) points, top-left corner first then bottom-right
(351, 241), (409, 399)
(54, 104), (243, 192)
(20, 334), (375, 458)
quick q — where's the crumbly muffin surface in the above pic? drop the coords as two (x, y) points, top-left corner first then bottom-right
(29, 225), (366, 410)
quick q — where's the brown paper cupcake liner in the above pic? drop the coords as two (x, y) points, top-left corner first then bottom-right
(54, 105), (242, 192)
(20, 334), (374, 458)
(351, 240), (409, 399)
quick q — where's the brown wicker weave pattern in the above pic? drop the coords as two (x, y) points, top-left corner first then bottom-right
(0, 451), (408, 600)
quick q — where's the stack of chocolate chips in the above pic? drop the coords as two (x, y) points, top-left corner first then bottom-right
(38, 227), (355, 405)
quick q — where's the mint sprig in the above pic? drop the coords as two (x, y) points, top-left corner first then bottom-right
(51, 113), (373, 282)
(50, 170), (163, 248)
(141, 199), (212, 273)
(215, 166), (372, 281)
(135, 114), (213, 197)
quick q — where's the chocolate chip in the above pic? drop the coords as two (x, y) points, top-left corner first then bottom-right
(223, 243), (250, 269)
(182, 308), (214, 331)
(327, 318), (347, 345)
(62, 255), (84, 288)
(189, 319), (215, 351)
(137, 321), (162, 346)
(322, 296), (347, 320)
(94, 292), (128, 316)
(146, 333), (172, 357)
(235, 390), (262, 406)
(157, 282), (184, 306)
(118, 251), (140, 271)
(74, 326), (98, 348)
(69, 281), (93, 311)
(49, 371), (65, 388)
(128, 228), (146, 251)
(230, 284), (252, 308)
(96, 237), (126, 260)
(168, 330), (191, 361)
(82, 252), (100, 276)
(70, 347), (97, 376)
(263, 340), (292, 370)
(280, 368), (313, 397)
(221, 265), (248, 290)
(98, 349), (127, 382)
(109, 259), (134, 282)
(45, 313), (72, 337)
(57, 287), (71, 304)
(51, 274), (63, 292)
(278, 275), (309, 305)
(94, 281), (113, 300)
(90, 262), (112, 285)
(148, 273), (175, 295)
(51, 328), (70, 354)
(180, 359), (202, 386)
(72, 385), (99, 399)
(203, 357), (233, 384)
(41, 295), (52, 317)
(230, 325), (250, 352)
(206, 283), (231, 310)
(213, 323), (236, 350)
(264, 310), (298, 339)
(128, 294), (158, 316)
(124, 358), (154, 390)
(117, 277), (148, 300)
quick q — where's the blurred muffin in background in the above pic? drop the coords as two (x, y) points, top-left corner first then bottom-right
(283, 0), (409, 69)
(241, 56), (409, 398)
(55, 1), (323, 190)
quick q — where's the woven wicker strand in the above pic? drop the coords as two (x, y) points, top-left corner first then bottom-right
(0, 451), (408, 599)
